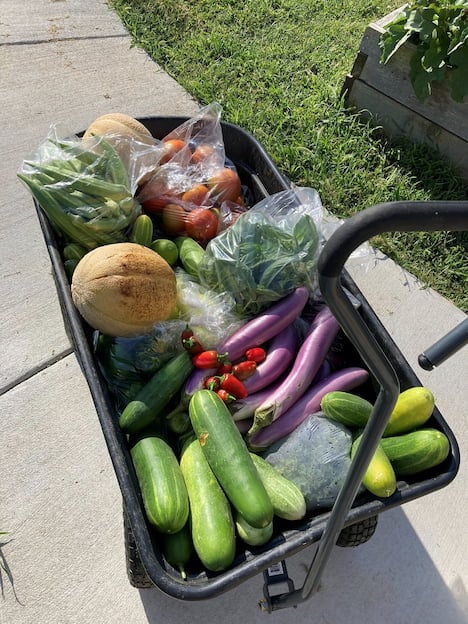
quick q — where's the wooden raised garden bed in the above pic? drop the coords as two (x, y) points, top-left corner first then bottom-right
(342, 8), (468, 181)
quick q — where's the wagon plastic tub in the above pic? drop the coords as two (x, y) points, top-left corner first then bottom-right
(32, 117), (463, 609)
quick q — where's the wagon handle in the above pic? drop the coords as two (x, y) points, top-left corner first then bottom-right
(418, 318), (468, 370)
(265, 200), (468, 611)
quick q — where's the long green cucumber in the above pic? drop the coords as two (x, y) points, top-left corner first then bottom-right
(180, 436), (236, 572)
(380, 428), (450, 476)
(119, 352), (193, 434)
(249, 452), (306, 521)
(189, 390), (273, 529)
(130, 434), (189, 534)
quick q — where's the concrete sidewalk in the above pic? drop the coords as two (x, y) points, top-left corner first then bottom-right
(1, 2), (467, 623)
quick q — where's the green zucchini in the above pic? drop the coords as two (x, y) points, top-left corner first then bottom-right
(249, 452), (306, 521)
(383, 387), (435, 436)
(189, 389), (273, 529)
(162, 523), (193, 580)
(321, 391), (373, 428)
(180, 436), (236, 572)
(235, 512), (273, 546)
(352, 433), (397, 498)
(130, 434), (189, 533)
(119, 351), (193, 434)
(380, 428), (450, 476)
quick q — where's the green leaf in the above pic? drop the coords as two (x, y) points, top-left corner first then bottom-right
(406, 7), (437, 40)
(448, 41), (468, 100)
(410, 48), (447, 101)
(422, 29), (450, 69)
(379, 24), (412, 63)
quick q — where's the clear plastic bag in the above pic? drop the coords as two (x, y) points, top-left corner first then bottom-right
(174, 269), (244, 350)
(197, 187), (323, 317)
(136, 103), (248, 244)
(262, 412), (353, 512)
(17, 124), (141, 249)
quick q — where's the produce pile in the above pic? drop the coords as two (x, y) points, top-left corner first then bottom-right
(19, 105), (451, 579)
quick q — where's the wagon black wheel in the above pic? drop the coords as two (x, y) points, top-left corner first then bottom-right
(336, 515), (378, 547)
(123, 508), (154, 588)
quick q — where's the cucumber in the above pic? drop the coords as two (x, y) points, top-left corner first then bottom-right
(130, 214), (153, 247)
(321, 391), (373, 428)
(249, 452), (306, 521)
(380, 428), (450, 476)
(162, 523), (193, 580)
(235, 512), (273, 546)
(180, 436), (236, 572)
(189, 389), (274, 529)
(321, 387), (435, 437)
(119, 351), (193, 434)
(174, 236), (205, 278)
(130, 434), (189, 533)
(352, 433), (397, 498)
(384, 387), (435, 436)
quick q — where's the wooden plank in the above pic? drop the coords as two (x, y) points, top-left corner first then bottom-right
(346, 80), (468, 180)
(353, 20), (468, 141)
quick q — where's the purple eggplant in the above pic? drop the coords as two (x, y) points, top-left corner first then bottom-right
(232, 359), (330, 422)
(248, 306), (340, 436)
(216, 287), (309, 362)
(248, 367), (370, 450)
(243, 324), (298, 394)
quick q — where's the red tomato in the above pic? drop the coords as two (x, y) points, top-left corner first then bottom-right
(191, 144), (216, 164)
(160, 139), (190, 164)
(162, 203), (187, 236)
(207, 168), (242, 203)
(182, 184), (210, 206)
(185, 208), (219, 242)
(138, 178), (182, 214)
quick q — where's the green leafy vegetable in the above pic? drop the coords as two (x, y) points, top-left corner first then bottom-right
(197, 188), (321, 317)
(379, 1), (468, 102)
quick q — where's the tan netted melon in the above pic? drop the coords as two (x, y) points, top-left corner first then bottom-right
(71, 243), (177, 337)
(82, 112), (154, 144)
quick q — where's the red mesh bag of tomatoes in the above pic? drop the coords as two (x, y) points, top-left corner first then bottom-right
(136, 103), (248, 244)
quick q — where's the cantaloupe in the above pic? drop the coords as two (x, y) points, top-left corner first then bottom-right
(82, 113), (154, 144)
(71, 242), (177, 337)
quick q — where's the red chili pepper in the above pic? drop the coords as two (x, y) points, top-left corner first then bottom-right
(182, 335), (204, 356)
(204, 376), (220, 391)
(192, 350), (228, 369)
(216, 388), (236, 403)
(218, 373), (248, 400)
(245, 347), (267, 363)
(232, 360), (257, 381)
(181, 325), (194, 342)
(216, 361), (233, 376)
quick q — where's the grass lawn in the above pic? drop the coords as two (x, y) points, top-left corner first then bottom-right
(109, 0), (467, 311)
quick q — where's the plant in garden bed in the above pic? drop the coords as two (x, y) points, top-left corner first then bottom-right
(380, 0), (468, 102)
